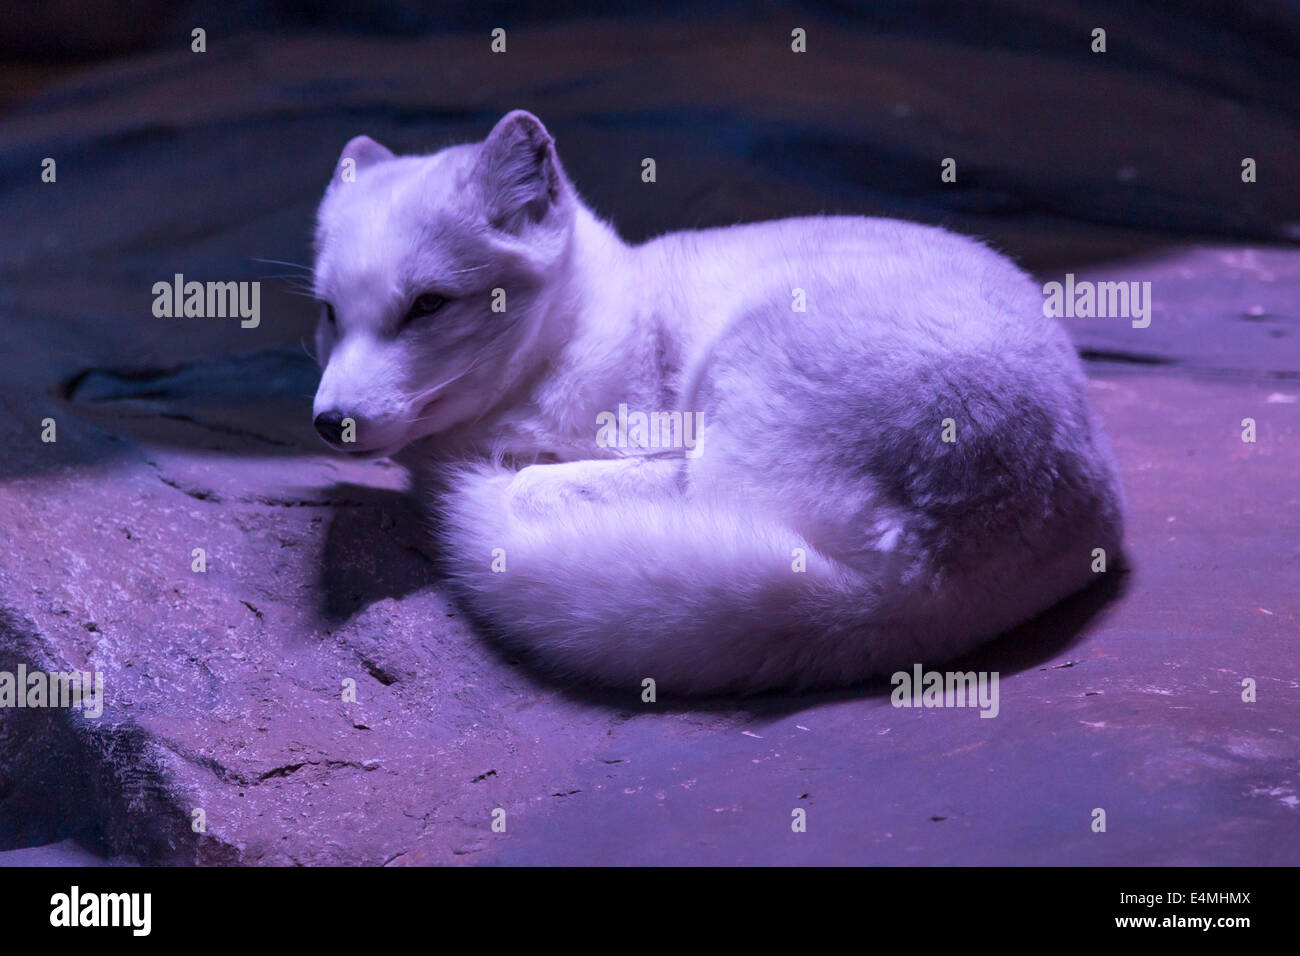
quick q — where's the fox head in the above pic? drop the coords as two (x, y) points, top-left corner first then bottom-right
(311, 110), (576, 456)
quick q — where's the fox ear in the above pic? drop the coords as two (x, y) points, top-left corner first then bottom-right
(334, 135), (393, 182)
(475, 110), (565, 233)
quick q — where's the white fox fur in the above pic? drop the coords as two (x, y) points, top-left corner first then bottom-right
(311, 110), (1125, 694)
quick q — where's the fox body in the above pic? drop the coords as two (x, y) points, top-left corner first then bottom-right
(311, 111), (1124, 694)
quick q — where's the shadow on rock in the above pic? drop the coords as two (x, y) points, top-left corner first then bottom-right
(316, 483), (441, 625)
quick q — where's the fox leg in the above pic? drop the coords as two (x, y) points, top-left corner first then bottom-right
(505, 456), (685, 517)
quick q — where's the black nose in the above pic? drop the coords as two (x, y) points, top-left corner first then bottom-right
(314, 409), (347, 444)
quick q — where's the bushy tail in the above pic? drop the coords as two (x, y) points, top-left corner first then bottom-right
(435, 465), (1049, 695)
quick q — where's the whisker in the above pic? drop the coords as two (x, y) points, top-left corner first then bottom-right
(409, 356), (487, 405)
(251, 257), (312, 271)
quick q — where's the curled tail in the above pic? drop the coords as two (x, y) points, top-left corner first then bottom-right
(435, 463), (1104, 695)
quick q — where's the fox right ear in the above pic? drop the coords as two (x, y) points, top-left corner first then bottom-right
(333, 135), (393, 184)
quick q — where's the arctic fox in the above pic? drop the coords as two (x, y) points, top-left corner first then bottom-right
(311, 110), (1124, 694)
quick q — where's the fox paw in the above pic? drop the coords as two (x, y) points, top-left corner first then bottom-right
(507, 462), (606, 517)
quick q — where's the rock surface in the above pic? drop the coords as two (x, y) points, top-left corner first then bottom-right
(0, 9), (1297, 864)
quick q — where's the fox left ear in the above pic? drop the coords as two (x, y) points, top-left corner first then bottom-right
(334, 135), (393, 183)
(475, 110), (567, 233)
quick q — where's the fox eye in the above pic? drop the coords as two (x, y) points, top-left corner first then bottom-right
(320, 302), (336, 325)
(403, 293), (449, 325)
